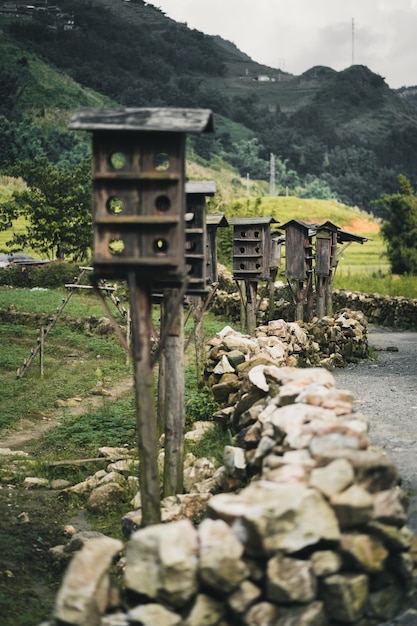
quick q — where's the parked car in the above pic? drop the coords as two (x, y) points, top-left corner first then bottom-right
(0, 253), (51, 268)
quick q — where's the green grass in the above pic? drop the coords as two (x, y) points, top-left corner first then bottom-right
(0, 320), (130, 430)
(0, 286), (227, 431)
(0, 288), (130, 429)
(333, 272), (417, 298)
(0, 285), (121, 316)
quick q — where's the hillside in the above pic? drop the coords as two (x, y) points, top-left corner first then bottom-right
(1, 0), (417, 213)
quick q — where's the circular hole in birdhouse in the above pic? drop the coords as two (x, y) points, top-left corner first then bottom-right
(186, 212), (196, 224)
(254, 231), (260, 238)
(239, 263), (245, 270)
(155, 195), (171, 212)
(107, 196), (123, 215)
(109, 152), (126, 170)
(154, 152), (170, 171)
(239, 247), (245, 253)
(109, 238), (125, 256)
(153, 238), (169, 254)
(256, 263), (261, 269)
(240, 231), (246, 238)
(255, 247), (261, 254)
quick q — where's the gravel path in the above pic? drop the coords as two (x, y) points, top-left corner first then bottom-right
(333, 326), (417, 533)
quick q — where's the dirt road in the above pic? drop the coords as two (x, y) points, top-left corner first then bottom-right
(333, 326), (417, 533)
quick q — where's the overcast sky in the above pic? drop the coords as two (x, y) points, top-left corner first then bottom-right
(146, 0), (417, 89)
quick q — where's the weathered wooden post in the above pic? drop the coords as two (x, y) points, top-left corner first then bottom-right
(68, 107), (213, 525)
(230, 217), (277, 335)
(281, 220), (314, 322)
(161, 285), (184, 497)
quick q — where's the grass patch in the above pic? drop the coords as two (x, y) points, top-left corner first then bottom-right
(35, 397), (137, 460)
(186, 423), (232, 467)
(0, 288), (130, 430)
(334, 271), (417, 297)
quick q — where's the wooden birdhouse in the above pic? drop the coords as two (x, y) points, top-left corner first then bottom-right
(281, 219), (314, 280)
(68, 107), (213, 280)
(230, 217), (277, 281)
(315, 221), (339, 277)
(206, 213), (229, 284)
(184, 180), (216, 293)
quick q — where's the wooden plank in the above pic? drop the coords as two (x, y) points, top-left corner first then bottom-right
(185, 180), (216, 195)
(94, 215), (180, 225)
(69, 107), (214, 133)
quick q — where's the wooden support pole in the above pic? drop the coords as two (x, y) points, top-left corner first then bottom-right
(128, 273), (161, 526)
(189, 295), (206, 390)
(317, 276), (326, 319)
(306, 273), (314, 322)
(245, 281), (257, 336)
(40, 326), (44, 379)
(157, 298), (167, 438)
(268, 269), (278, 322)
(163, 288), (185, 497)
(295, 280), (304, 322)
(326, 270), (334, 316)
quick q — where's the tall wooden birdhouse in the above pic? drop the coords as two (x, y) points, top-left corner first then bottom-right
(281, 220), (314, 280)
(184, 180), (216, 293)
(230, 217), (277, 281)
(68, 107), (213, 280)
(206, 213), (229, 284)
(315, 221), (339, 277)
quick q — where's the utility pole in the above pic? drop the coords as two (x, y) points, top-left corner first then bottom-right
(269, 153), (276, 197)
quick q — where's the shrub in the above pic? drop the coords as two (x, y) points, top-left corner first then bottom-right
(0, 261), (85, 288)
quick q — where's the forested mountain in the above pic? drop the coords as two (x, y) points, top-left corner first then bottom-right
(1, 0), (417, 215)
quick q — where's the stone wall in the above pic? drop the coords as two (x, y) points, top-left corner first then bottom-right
(41, 364), (417, 626)
(209, 264), (417, 330)
(204, 315), (368, 410)
(332, 289), (417, 330)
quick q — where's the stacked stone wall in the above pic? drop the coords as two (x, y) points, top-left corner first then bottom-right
(332, 289), (417, 330)
(210, 264), (417, 330)
(43, 361), (417, 626)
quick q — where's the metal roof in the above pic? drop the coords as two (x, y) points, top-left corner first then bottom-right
(68, 107), (214, 133)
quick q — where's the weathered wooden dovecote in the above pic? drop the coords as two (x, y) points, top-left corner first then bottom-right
(68, 107), (213, 281)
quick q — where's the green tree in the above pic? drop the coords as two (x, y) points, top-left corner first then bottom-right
(379, 175), (417, 274)
(0, 157), (92, 260)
